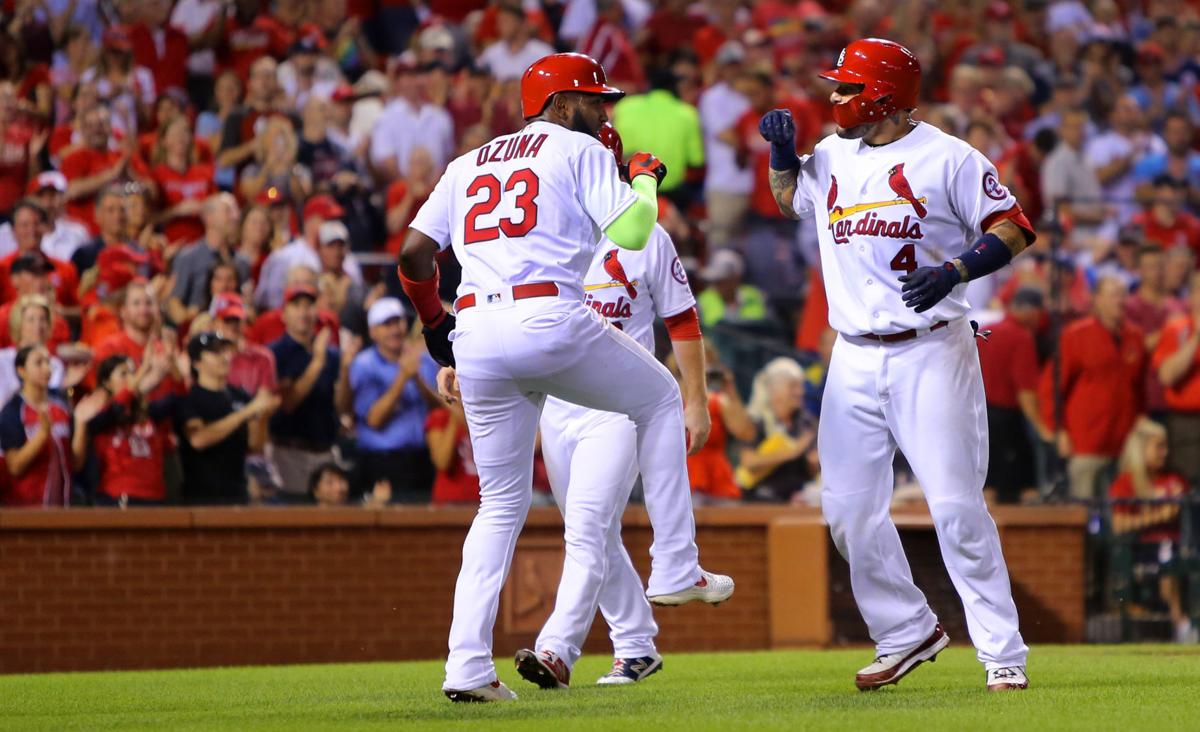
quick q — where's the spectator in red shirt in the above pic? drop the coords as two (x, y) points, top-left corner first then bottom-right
(61, 106), (150, 234)
(1107, 418), (1193, 643)
(128, 0), (190, 99)
(1125, 245), (1186, 416)
(383, 149), (434, 255)
(245, 264), (340, 346)
(1133, 176), (1200, 257)
(1154, 271), (1200, 488)
(0, 345), (81, 506)
(638, 0), (705, 61)
(577, 0), (645, 89)
(692, 0), (749, 67)
(81, 351), (176, 506)
(152, 116), (216, 246)
(727, 70), (821, 220)
(0, 258), (72, 353)
(978, 288), (1052, 504)
(218, 0), (295, 81)
(211, 293), (276, 396)
(425, 400), (479, 505)
(0, 201), (79, 311)
(92, 279), (182, 400)
(216, 56), (287, 175)
(0, 81), (45, 215)
(1042, 277), (1147, 500)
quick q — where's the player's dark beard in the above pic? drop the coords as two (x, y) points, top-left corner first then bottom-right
(569, 107), (597, 137)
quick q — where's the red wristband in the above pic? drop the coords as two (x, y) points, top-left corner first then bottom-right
(664, 307), (702, 341)
(399, 265), (446, 328)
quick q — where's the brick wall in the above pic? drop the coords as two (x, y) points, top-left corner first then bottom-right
(0, 504), (1086, 674)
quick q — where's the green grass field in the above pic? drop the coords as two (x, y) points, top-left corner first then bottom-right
(2, 646), (1198, 731)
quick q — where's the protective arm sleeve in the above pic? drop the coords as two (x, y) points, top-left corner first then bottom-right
(603, 176), (658, 252)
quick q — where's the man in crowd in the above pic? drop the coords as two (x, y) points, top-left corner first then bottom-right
(696, 249), (768, 328)
(216, 56), (287, 174)
(1154, 271), (1200, 488)
(477, 1), (555, 81)
(72, 185), (132, 277)
(61, 106), (150, 234)
(1125, 244), (1185, 417)
(22, 172), (90, 264)
(211, 293), (276, 396)
(0, 201), (79, 312)
(177, 331), (279, 505)
(697, 42), (752, 249)
(613, 67), (704, 209)
(349, 297), (434, 503)
(255, 194), (361, 310)
(168, 193), (250, 325)
(1044, 277), (1146, 499)
(93, 279), (181, 399)
(369, 62), (455, 182)
(269, 284), (353, 498)
(978, 289), (1052, 504)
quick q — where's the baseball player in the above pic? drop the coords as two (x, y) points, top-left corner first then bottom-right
(759, 38), (1034, 692)
(512, 123), (708, 690)
(398, 53), (734, 703)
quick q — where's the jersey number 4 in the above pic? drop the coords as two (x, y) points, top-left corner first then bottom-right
(889, 243), (917, 274)
(464, 169), (540, 244)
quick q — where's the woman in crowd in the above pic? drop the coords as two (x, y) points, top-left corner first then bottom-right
(1108, 418), (1194, 643)
(239, 116), (310, 204)
(0, 344), (100, 506)
(737, 356), (819, 503)
(425, 397), (479, 505)
(0, 294), (86, 405)
(237, 205), (282, 284)
(77, 353), (175, 506)
(153, 116), (215, 246)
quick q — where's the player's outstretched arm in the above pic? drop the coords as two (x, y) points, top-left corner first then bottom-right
(760, 109), (802, 220)
(606, 153), (668, 251)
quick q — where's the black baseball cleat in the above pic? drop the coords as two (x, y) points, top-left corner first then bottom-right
(515, 649), (571, 689)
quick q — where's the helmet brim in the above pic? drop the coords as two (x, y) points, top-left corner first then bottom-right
(817, 68), (868, 86)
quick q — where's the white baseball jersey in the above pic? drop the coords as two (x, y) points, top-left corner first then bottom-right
(409, 120), (637, 300)
(792, 121), (1024, 336)
(580, 224), (695, 353)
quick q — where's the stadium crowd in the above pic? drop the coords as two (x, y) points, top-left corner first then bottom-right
(0, 0), (1198, 514)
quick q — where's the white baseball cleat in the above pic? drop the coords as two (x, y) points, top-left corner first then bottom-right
(855, 623), (950, 691)
(596, 654), (663, 685)
(647, 570), (735, 606)
(986, 666), (1029, 691)
(514, 648), (571, 689)
(443, 680), (518, 703)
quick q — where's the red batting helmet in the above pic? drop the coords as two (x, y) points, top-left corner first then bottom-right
(818, 39), (921, 129)
(521, 53), (625, 120)
(597, 122), (623, 164)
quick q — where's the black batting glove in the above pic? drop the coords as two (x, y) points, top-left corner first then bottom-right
(899, 263), (961, 313)
(423, 313), (456, 367)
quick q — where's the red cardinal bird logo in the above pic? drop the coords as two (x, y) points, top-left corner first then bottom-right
(603, 250), (637, 299)
(887, 163), (927, 218)
(826, 175), (838, 214)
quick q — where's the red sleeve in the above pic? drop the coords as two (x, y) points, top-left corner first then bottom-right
(981, 203), (1036, 244)
(664, 306), (702, 341)
(425, 407), (450, 432)
(386, 180), (408, 209)
(1108, 472), (1135, 500)
(59, 149), (89, 180)
(1152, 318), (1187, 371)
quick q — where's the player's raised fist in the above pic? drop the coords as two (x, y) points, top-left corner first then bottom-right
(758, 109), (796, 146)
(899, 262), (962, 313)
(627, 152), (668, 186)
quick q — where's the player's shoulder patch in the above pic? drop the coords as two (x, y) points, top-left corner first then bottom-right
(670, 256), (688, 285)
(982, 170), (1009, 201)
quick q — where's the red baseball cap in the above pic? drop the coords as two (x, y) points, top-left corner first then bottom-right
(28, 171), (68, 195)
(331, 84), (356, 103)
(301, 194), (345, 222)
(97, 245), (150, 273)
(284, 283), (318, 304)
(210, 292), (247, 321)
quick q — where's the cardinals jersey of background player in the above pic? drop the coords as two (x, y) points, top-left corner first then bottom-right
(529, 220), (699, 687)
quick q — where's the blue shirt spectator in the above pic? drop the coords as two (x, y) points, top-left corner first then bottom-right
(348, 298), (434, 502)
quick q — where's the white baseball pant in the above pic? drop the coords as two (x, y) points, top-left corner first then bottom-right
(536, 401), (660, 668)
(443, 293), (697, 691)
(818, 318), (1028, 670)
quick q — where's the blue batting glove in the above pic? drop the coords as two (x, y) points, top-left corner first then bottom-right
(758, 109), (800, 170)
(899, 263), (961, 313)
